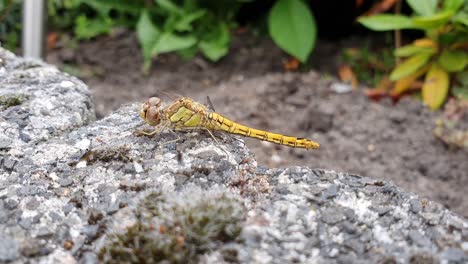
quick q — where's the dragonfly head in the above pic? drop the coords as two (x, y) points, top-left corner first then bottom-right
(140, 97), (162, 126)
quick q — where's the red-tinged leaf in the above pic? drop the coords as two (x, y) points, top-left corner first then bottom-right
(47, 32), (59, 50)
(391, 65), (429, 96)
(338, 65), (359, 88)
(365, 89), (388, 101)
(422, 63), (449, 110)
(283, 57), (300, 71)
(364, 0), (398, 16)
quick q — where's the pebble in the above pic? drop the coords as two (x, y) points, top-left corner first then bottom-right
(441, 248), (466, 262)
(321, 208), (346, 224)
(0, 234), (20, 262)
(408, 230), (432, 248)
(321, 184), (339, 199)
(59, 178), (74, 187)
(410, 199), (422, 214)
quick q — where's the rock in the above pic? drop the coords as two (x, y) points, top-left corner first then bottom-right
(0, 234), (20, 262)
(441, 248), (467, 263)
(0, 47), (467, 263)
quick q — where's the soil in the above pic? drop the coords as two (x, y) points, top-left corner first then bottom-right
(46, 31), (468, 218)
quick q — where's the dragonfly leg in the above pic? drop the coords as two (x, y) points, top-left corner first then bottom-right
(136, 122), (168, 137)
(159, 128), (182, 146)
(203, 128), (230, 158)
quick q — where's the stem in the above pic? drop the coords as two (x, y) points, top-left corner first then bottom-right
(394, 0), (402, 65)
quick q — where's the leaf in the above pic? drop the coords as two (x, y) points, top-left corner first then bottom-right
(422, 63), (449, 110)
(74, 15), (113, 40)
(199, 22), (230, 61)
(156, 0), (183, 15)
(268, 0), (317, 62)
(151, 33), (196, 55)
(412, 11), (454, 29)
(391, 65), (429, 95)
(413, 38), (437, 48)
(438, 50), (468, 72)
(338, 65), (358, 88)
(136, 11), (160, 70)
(79, 0), (143, 15)
(443, 0), (466, 12)
(394, 45), (435, 57)
(357, 14), (414, 31)
(364, 0), (398, 16)
(174, 9), (206, 31)
(406, 0), (437, 15)
(453, 13), (468, 26)
(452, 86), (468, 100)
(390, 53), (432, 81)
(456, 70), (468, 86)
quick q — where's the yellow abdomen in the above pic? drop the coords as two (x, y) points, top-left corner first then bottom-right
(207, 112), (320, 150)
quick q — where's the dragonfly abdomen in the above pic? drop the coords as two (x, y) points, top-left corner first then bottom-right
(208, 112), (320, 149)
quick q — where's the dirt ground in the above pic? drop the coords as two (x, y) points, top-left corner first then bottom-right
(47, 31), (468, 218)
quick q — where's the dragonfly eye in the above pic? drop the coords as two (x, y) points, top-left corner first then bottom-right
(139, 103), (149, 120)
(148, 97), (161, 107)
(146, 106), (160, 125)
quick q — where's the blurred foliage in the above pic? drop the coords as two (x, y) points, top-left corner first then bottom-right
(0, 0), (22, 50)
(341, 42), (395, 87)
(359, 0), (468, 110)
(0, 0), (317, 71)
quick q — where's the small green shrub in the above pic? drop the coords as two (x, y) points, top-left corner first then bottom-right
(358, 0), (468, 109)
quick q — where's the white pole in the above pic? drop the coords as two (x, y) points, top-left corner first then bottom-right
(22, 0), (46, 59)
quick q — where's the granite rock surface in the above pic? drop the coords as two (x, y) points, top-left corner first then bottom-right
(0, 47), (467, 264)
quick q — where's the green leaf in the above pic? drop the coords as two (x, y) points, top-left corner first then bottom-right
(74, 15), (113, 39)
(79, 0), (143, 15)
(268, 0), (316, 62)
(412, 11), (454, 29)
(407, 0), (437, 15)
(438, 50), (468, 72)
(443, 0), (466, 12)
(452, 86), (468, 100)
(177, 46), (198, 60)
(390, 53), (433, 80)
(156, 0), (183, 15)
(422, 63), (449, 110)
(453, 13), (468, 26)
(174, 9), (206, 31)
(151, 33), (196, 55)
(394, 45), (436, 57)
(199, 22), (230, 61)
(358, 15), (414, 31)
(137, 11), (160, 69)
(456, 70), (468, 86)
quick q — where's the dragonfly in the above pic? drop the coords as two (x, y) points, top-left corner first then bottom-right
(139, 96), (320, 150)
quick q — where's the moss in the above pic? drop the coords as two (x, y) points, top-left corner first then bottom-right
(99, 188), (245, 263)
(0, 94), (28, 109)
(80, 145), (132, 165)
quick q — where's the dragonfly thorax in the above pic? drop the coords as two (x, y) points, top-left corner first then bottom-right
(140, 97), (163, 126)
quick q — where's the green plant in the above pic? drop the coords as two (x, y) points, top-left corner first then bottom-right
(137, 0), (242, 71)
(48, 0), (143, 39)
(0, 0), (22, 50)
(358, 0), (468, 109)
(268, 0), (317, 63)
